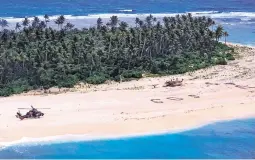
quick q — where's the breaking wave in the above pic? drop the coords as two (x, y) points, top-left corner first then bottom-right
(1, 11), (255, 23)
(0, 132), (167, 149)
(118, 9), (134, 12)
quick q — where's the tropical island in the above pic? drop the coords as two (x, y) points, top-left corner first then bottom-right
(0, 14), (255, 144)
(0, 14), (233, 96)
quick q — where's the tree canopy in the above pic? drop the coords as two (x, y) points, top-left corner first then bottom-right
(0, 14), (233, 96)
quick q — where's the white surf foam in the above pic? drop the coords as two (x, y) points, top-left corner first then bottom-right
(1, 11), (255, 24)
(0, 126), (199, 150)
(0, 132), (167, 149)
(188, 10), (219, 14)
(119, 9), (133, 12)
(196, 11), (255, 19)
(0, 123), (209, 149)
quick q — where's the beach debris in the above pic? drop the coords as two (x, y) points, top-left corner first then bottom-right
(185, 109), (194, 113)
(163, 78), (183, 87)
(151, 99), (164, 103)
(166, 97), (183, 101)
(16, 106), (44, 120)
(122, 86), (144, 90)
(235, 85), (248, 89)
(126, 115), (166, 121)
(188, 94), (200, 98)
(245, 59), (253, 62)
(225, 82), (236, 85)
(225, 82), (255, 89)
(205, 82), (219, 86)
(151, 84), (159, 88)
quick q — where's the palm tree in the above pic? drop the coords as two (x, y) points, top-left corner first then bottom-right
(138, 20), (144, 28)
(145, 14), (153, 27)
(1, 29), (9, 42)
(163, 17), (170, 28)
(107, 16), (118, 29)
(22, 18), (30, 28)
(15, 22), (21, 32)
(152, 17), (157, 26)
(156, 21), (161, 30)
(64, 22), (75, 30)
(59, 15), (66, 28)
(207, 18), (215, 30)
(215, 25), (224, 41)
(32, 16), (40, 28)
(0, 19), (8, 30)
(119, 21), (128, 32)
(39, 21), (47, 29)
(44, 14), (50, 26)
(135, 17), (140, 27)
(181, 14), (187, 22)
(187, 13), (192, 21)
(223, 31), (229, 44)
(97, 18), (103, 30)
(55, 15), (66, 29)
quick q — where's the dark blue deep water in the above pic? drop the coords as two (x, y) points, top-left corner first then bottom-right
(0, 0), (254, 45)
(0, 118), (255, 159)
(0, 0), (255, 17)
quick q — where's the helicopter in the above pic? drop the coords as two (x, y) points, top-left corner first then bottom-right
(16, 106), (45, 120)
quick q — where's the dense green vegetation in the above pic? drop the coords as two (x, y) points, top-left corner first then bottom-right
(0, 14), (234, 96)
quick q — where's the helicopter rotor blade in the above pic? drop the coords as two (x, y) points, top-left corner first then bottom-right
(17, 108), (51, 109)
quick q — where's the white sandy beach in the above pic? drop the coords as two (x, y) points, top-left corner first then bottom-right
(0, 43), (255, 145)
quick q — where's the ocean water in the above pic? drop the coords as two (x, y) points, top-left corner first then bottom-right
(0, 0), (254, 46)
(1, 0), (255, 17)
(0, 118), (255, 159)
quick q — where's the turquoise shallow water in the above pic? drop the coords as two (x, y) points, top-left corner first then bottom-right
(0, 118), (255, 158)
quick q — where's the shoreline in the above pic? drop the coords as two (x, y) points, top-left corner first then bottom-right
(1, 117), (254, 148)
(225, 42), (255, 49)
(0, 43), (255, 147)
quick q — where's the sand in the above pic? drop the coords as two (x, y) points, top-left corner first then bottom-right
(0, 43), (255, 144)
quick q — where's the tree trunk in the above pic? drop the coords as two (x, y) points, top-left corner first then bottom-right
(128, 55), (131, 70)
(108, 36), (112, 58)
(141, 38), (146, 57)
